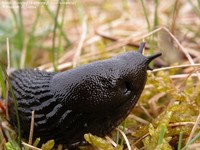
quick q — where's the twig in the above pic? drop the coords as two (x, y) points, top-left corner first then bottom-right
(28, 111), (35, 146)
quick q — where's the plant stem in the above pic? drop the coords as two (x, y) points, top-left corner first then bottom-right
(52, 0), (62, 71)
(140, 0), (151, 31)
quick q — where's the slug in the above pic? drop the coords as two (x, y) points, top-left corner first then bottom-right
(8, 43), (161, 147)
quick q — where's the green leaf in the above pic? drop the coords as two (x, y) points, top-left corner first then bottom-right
(84, 133), (122, 150)
(5, 142), (20, 150)
(41, 139), (55, 150)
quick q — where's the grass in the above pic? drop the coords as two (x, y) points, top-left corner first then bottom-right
(0, 0), (200, 149)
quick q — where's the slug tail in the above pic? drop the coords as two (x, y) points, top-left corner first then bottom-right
(138, 42), (146, 53)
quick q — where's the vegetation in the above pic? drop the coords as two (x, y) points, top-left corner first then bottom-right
(0, 0), (200, 149)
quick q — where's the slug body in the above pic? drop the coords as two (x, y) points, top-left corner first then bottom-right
(8, 43), (161, 147)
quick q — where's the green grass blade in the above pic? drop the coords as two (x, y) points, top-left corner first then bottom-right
(33, 138), (40, 147)
(26, 6), (41, 66)
(158, 124), (166, 145)
(58, 1), (67, 58)
(140, 0), (151, 31)
(41, 0), (71, 46)
(154, 0), (159, 29)
(52, 0), (62, 71)
(115, 130), (119, 145)
(8, 0), (18, 29)
(120, 120), (126, 146)
(178, 131), (183, 150)
(182, 132), (200, 150)
(0, 64), (21, 144)
(0, 66), (6, 99)
(17, 0), (25, 67)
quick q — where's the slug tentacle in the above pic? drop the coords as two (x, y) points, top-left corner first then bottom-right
(146, 52), (162, 70)
(8, 43), (161, 148)
(147, 52), (162, 63)
(138, 42), (146, 53)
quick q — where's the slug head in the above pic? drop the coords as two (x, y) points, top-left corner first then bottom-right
(52, 43), (161, 113)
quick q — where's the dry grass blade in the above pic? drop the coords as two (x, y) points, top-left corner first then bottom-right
(116, 128), (131, 150)
(153, 64), (200, 73)
(22, 141), (41, 150)
(105, 136), (118, 147)
(187, 113), (200, 145)
(73, 16), (87, 67)
(6, 37), (10, 120)
(142, 27), (194, 62)
(129, 114), (150, 125)
(28, 111), (35, 146)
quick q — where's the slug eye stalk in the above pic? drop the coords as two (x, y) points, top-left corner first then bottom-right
(137, 42), (162, 70)
(138, 42), (146, 54)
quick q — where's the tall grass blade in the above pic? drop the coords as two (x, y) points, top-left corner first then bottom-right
(26, 6), (41, 66)
(178, 131), (183, 150)
(0, 64), (21, 144)
(41, 0), (71, 46)
(140, 0), (151, 31)
(120, 120), (126, 146)
(158, 124), (166, 145)
(17, 0), (25, 69)
(153, 0), (159, 29)
(58, 1), (67, 58)
(0, 66), (6, 99)
(182, 132), (200, 150)
(52, 0), (62, 71)
(115, 130), (119, 145)
(0, 68), (6, 99)
(8, 0), (18, 29)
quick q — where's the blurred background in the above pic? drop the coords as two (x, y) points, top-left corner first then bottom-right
(0, 0), (199, 70)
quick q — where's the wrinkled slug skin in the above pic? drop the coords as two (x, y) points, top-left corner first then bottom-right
(8, 44), (161, 147)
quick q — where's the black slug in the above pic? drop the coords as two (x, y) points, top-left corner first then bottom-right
(8, 43), (161, 147)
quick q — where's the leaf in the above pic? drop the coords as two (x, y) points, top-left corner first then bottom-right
(5, 142), (20, 150)
(84, 133), (122, 150)
(41, 140), (55, 150)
